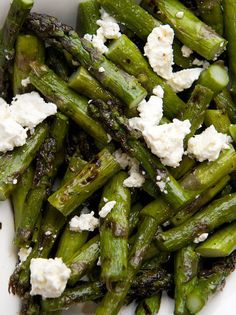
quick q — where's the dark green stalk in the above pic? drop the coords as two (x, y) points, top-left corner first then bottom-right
(129, 203), (143, 236)
(76, 0), (100, 36)
(0, 123), (48, 201)
(29, 62), (110, 145)
(196, 221), (236, 257)
(229, 125), (236, 143)
(99, 171), (131, 285)
(141, 0), (227, 60)
(170, 156), (196, 180)
(156, 193), (236, 251)
(106, 34), (186, 119)
(46, 47), (70, 82)
(204, 109), (231, 134)
(26, 13), (147, 115)
(0, 0), (34, 98)
(13, 34), (45, 95)
(135, 295), (161, 315)
(214, 89), (236, 124)
(48, 148), (121, 216)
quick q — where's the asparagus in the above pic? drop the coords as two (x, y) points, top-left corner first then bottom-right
(222, 0), (236, 101)
(15, 114), (68, 247)
(67, 235), (100, 286)
(29, 62), (110, 145)
(178, 84), (213, 143)
(0, 123), (48, 201)
(174, 245), (199, 315)
(129, 203), (143, 236)
(171, 175), (230, 226)
(135, 295), (161, 315)
(46, 47), (70, 82)
(198, 64), (229, 96)
(48, 148), (121, 216)
(172, 40), (194, 69)
(214, 89), (236, 124)
(11, 166), (34, 231)
(68, 66), (121, 105)
(0, 0), (34, 98)
(170, 156), (196, 180)
(13, 34), (44, 95)
(26, 13), (147, 115)
(196, 221), (236, 257)
(99, 172), (131, 285)
(196, 0), (223, 35)
(141, 0), (227, 60)
(186, 252), (236, 313)
(76, 0), (100, 36)
(156, 193), (236, 251)
(106, 34), (186, 119)
(229, 125), (236, 143)
(204, 109), (231, 134)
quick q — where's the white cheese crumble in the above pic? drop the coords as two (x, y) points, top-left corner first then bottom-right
(187, 125), (232, 162)
(69, 211), (99, 232)
(97, 257), (101, 266)
(18, 247), (32, 263)
(181, 45), (193, 58)
(99, 66), (105, 73)
(21, 77), (31, 87)
(167, 68), (203, 93)
(12, 178), (18, 184)
(193, 233), (209, 244)
(176, 11), (184, 18)
(153, 85), (164, 98)
(192, 58), (210, 69)
(156, 175), (170, 194)
(144, 25), (174, 80)
(30, 258), (71, 298)
(10, 92), (57, 129)
(84, 9), (121, 54)
(99, 200), (116, 218)
(143, 119), (191, 167)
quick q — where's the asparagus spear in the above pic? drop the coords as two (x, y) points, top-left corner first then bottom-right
(214, 89), (236, 124)
(11, 166), (34, 231)
(129, 203), (143, 236)
(106, 34), (186, 119)
(156, 193), (236, 251)
(174, 245), (199, 315)
(29, 62), (110, 145)
(76, 0), (100, 36)
(204, 109), (231, 134)
(186, 252), (236, 313)
(0, 123), (48, 201)
(26, 13), (147, 115)
(141, 0), (227, 60)
(68, 66), (121, 105)
(15, 114), (68, 247)
(135, 295), (161, 315)
(229, 125), (236, 143)
(99, 172), (131, 285)
(196, 221), (236, 257)
(48, 148), (121, 216)
(46, 47), (70, 82)
(0, 0), (34, 98)
(222, 0), (236, 102)
(195, 0), (223, 35)
(13, 34), (45, 95)
(170, 156), (196, 180)
(171, 175), (230, 226)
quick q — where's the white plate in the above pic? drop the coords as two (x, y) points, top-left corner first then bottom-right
(0, 1), (236, 314)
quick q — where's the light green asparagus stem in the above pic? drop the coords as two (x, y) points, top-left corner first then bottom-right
(204, 109), (231, 134)
(135, 294), (161, 315)
(229, 124), (236, 143)
(214, 89), (236, 124)
(76, 0), (100, 36)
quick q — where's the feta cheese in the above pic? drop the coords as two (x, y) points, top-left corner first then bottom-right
(84, 33), (108, 54)
(96, 20), (121, 40)
(193, 233), (209, 244)
(113, 149), (131, 169)
(10, 92), (57, 129)
(167, 68), (203, 93)
(187, 125), (232, 162)
(21, 77), (31, 87)
(156, 175), (170, 193)
(44, 231), (52, 236)
(153, 85), (164, 98)
(30, 258), (71, 298)
(176, 11), (184, 19)
(144, 25), (174, 80)
(99, 66), (105, 73)
(12, 178), (18, 184)
(69, 211), (99, 232)
(18, 247), (32, 263)
(99, 200), (116, 218)
(143, 119), (191, 167)
(97, 257), (101, 266)
(192, 58), (210, 69)
(181, 45), (193, 58)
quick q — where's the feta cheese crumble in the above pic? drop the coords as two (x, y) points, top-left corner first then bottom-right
(143, 119), (191, 167)
(187, 125), (232, 162)
(192, 58), (210, 69)
(176, 11), (184, 19)
(99, 200), (116, 218)
(193, 233), (209, 244)
(181, 45), (193, 58)
(21, 77), (31, 87)
(144, 25), (174, 80)
(30, 258), (71, 298)
(167, 68), (203, 93)
(18, 247), (32, 263)
(99, 66), (105, 72)
(69, 211), (99, 232)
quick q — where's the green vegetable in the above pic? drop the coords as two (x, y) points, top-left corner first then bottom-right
(135, 295), (161, 315)
(77, 0), (100, 36)
(214, 89), (236, 124)
(204, 109), (231, 134)
(46, 47), (70, 82)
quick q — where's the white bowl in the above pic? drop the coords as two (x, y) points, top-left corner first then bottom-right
(0, 1), (235, 314)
